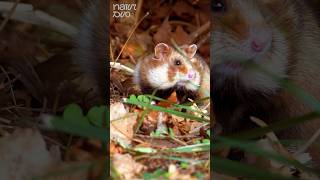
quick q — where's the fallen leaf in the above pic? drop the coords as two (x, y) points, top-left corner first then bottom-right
(112, 153), (145, 180)
(157, 91), (177, 107)
(110, 102), (137, 148)
(0, 128), (89, 180)
(168, 164), (197, 180)
(153, 17), (172, 45)
(172, 1), (195, 17)
(0, 129), (56, 179)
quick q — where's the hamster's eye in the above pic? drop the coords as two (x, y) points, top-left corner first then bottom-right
(212, 0), (226, 13)
(174, 59), (181, 66)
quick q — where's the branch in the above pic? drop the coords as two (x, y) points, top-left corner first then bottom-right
(0, 2), (77, 37)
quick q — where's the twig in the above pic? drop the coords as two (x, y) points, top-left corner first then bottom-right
(0, 66), (17, 106)
(113, 12), (150, 66)
(250, 116), (295, 159)
(2, 76), (19, 89)
(43, 135), (67, 150)
(0, 117), (11, 124)
(190, 21), (210, 42)
(197, 32), (210, 47)
(0, 0), (20, 32)
(169, 20), (196, 29)
(110, 45), (115, 62)
(170, 136), (188, 146)
(110, 62), (134, 74)
(295, 128), (320, 155)
(135, 0), (143, 24)
(0, 2), (77, 37)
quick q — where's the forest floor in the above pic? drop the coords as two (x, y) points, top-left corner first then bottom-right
(0, 0), (211, 179)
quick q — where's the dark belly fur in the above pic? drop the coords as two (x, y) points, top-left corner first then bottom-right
(212, 71), (283, 135)
(141, 84), (198, 104)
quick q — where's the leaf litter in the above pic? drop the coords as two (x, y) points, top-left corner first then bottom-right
(109, 0), (211, 179)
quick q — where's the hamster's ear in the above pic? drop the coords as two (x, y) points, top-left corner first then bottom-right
(154, 43), (171, 60)
(184, 44), (197, 58)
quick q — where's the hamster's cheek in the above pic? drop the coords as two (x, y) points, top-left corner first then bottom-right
(212, 33), (245, 64)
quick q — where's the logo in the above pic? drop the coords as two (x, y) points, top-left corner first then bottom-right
(113, 3), (136, 18)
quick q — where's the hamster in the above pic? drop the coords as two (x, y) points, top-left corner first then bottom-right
(134, 43), (210, 107)
(212, 0), (320, 163)
(73, 1), (210, 109)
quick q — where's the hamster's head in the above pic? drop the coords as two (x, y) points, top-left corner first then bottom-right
(147, 43), (202, 91)
(212, 0), (300, 93)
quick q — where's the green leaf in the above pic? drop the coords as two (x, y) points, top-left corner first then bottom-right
(137, 95), (151, 104)
(143, 169), (169, 180)
(168, 128), (175, 138)
(194, 172), (205, 180)
(50, 116), (107, 141)
(151, 155), (205, 164)
(206, 130), (210, 137)
(180, 162), (189, 169)
(63, 103), (84, 120)
(48, 104), (107, 141)
(124, 95), (207, 122)
(167, 142), (210, 153)
(87, 106), (108, 127)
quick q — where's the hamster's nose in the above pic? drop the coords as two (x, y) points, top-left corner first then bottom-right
(251, 40), (264, 52)
(249, 26), (272, 53)
(188, 71), (196, 79)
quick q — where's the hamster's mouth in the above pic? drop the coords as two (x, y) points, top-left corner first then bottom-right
(215, 60), (254, 76)
(176, 79), (199, 87)
(219, 62), (245, 73)
(225, 62), (244, 69)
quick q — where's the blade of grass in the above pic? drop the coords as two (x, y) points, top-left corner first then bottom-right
(214, 137), (320, 176)
(212, 156), (298, 180)
(134, 109), (151, 133)
(151, 155), (206, 165)
(145, 94), (209, 115)
(124, 95), (207, 122)
(230, 112), (320, 139)
(166, 142), (210, 153)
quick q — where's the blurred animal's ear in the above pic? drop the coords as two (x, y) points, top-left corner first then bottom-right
(183, 44), (197, 58)
(154, 43), (172, 60)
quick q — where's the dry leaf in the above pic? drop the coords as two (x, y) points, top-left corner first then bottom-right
(140, 110), (158, 134)
(172, 25), (192, 45)
(0, 128), (89, 180)
(168, 164), (197, 180)
(157, 91), (178, 108)
(112, 153), (145, 180)
(0, 129), (58, 180)
(153, 17), (172, 45)
(110, 102), (137, 148)
(172, 1), (195, 18)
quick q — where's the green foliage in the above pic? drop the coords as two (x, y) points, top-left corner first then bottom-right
(143, 169), (169, 180)
(49, 103), (107, 141)
(124, 95), (208, 122)
(166, 141), (210, 153)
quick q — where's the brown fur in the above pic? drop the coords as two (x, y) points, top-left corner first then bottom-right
(212, 0), (320, 167)
(73, 0), (108, 100)
(135, 44), (210, 105)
